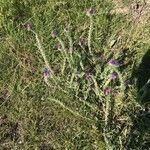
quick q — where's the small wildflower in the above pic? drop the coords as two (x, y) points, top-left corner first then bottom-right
(110, 72), (118, 80)
(108, 59), (121, 67)
(104, 87), (112, 95)
(86, 8), (95, 16)
(51, 31), (57, 38)
(43, 68), (50, 79)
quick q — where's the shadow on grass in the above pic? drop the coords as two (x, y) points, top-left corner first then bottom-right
(12, 0), (32, 23)
(125, 49), (150, 149)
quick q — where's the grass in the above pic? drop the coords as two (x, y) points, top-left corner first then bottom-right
(0, 0), (150, 149)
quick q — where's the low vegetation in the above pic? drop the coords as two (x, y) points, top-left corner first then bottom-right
(0, 0), (150, 149)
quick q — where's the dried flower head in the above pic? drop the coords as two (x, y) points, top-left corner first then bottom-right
(79, 38), (87, 47)
(85, 73), (92, 80)
(125, 79), (132, 88)
(26, 23), (32, 31)
(104, 87), (112, 95)
(68, 47), (73, 53)
(51, 31), (57, 38)
(56, 43), (62, 50)
(86, 8), (95, 16)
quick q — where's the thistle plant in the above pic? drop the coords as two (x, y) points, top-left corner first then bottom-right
(28, 7), (127, 149)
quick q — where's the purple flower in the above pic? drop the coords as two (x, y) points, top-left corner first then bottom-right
(110, 72), (118, 80)
(86, 8), (95, 16)
(108, 59), (121, 67)
(43, 68), (50, 79)
(51, 31), (57, 38)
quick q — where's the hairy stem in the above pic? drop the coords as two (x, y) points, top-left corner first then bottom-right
(88, 16), (93, 54)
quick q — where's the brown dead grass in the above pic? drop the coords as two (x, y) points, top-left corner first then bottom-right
(111, 0), (129, 14)
(111, 0), (150, 24)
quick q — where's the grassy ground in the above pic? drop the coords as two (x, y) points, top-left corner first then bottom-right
(0, 0), (150, 149)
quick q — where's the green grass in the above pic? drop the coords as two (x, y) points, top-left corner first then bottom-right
(0, 0), (150, 149)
